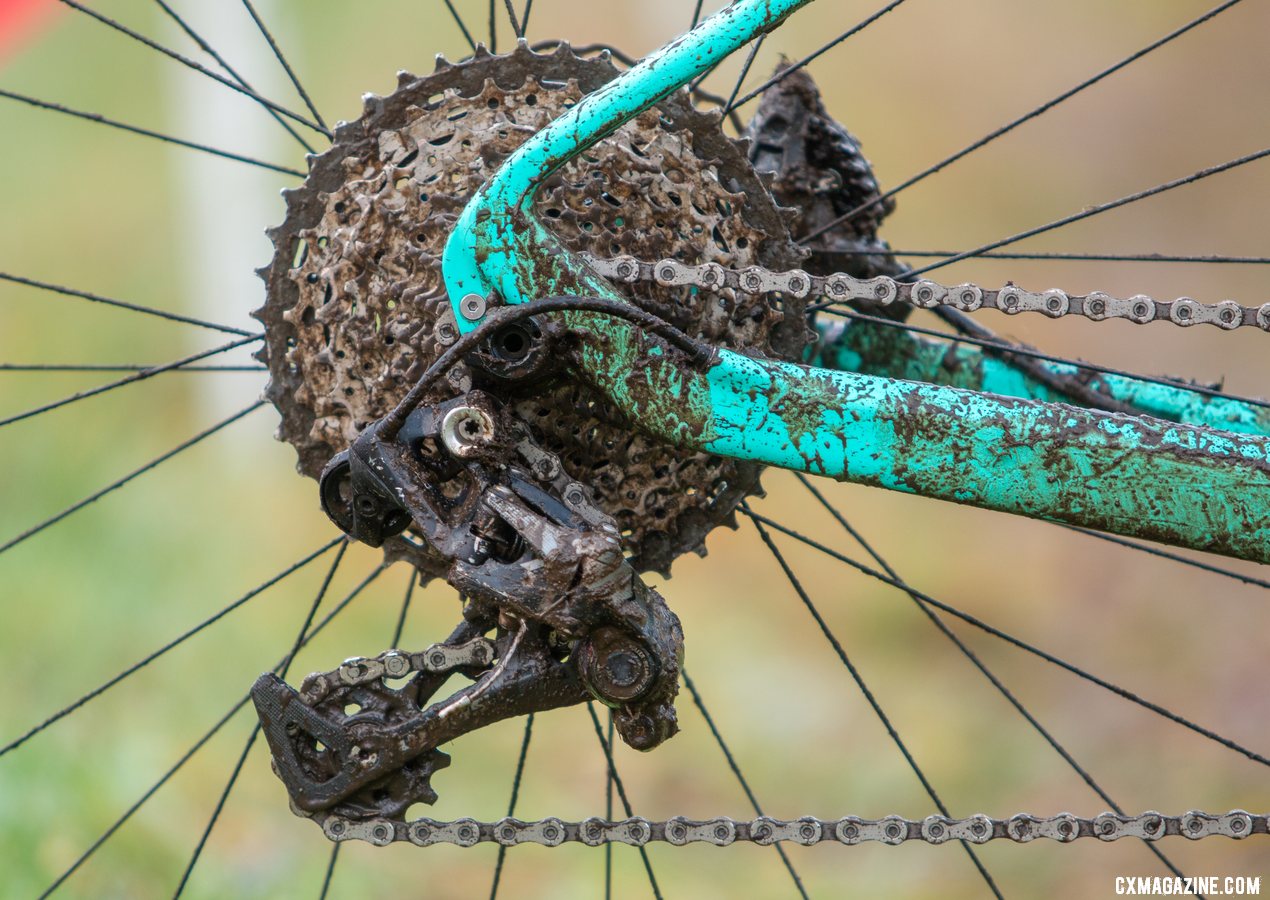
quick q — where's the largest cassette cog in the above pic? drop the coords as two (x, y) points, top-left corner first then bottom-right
(256, 43), (806, 578)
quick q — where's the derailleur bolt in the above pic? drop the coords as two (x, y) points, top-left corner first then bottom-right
(459, 293), (487, 320)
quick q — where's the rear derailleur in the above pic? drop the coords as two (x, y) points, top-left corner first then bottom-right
(252, 363), (684, 826)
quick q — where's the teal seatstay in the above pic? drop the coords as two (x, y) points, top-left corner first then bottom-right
(440, 0), (1270, 562)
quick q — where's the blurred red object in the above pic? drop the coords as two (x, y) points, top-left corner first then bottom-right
(0, 0), (60, 65)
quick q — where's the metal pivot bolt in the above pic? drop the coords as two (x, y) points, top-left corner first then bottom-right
(440, 405), (495, 457)
(459, 293), (487, 321)
(578, 626), (657, 704)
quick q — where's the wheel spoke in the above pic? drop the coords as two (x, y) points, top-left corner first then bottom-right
(745, 509), (1270, 768)
(586, 702), (663, 900)
(36, 556), (378, 899)
(0, 89), (304, 176)
(500, 0), (523, 39)
(57, 0), (326, 136)
(0, 334), (263, 430)
(728, 0), (910, 113)
(906, 145), (1270, 279)
(604, 710), (614, 900)
(317, 844), (341, 900)
(0, 363), (264, 373)
(519, 0), (534, 36)
(843, 248), (1270, 266)
(681, 670), (809, 900)
(390, 570), (417, 648)
(746, 509), (1003, 900)
(793, 474), (1193, 883)
(801, 0), (1247, 244)
(173, 546), (365, 899)
(724, 33), (766, 115)
(0, 402), (263, 557)
(0, 271), (253, 337)
(0, 537), (342, 760)
(239, 0), (329, 134)
(150, 0), (316, 153)
(36, 694), (253, 900)
(442, 0), (477, 52)
(1057, 524), (1270, 592)
(489, 714), (535, 900)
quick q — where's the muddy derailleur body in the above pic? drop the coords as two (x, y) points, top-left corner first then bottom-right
(253, 322), (684, 818)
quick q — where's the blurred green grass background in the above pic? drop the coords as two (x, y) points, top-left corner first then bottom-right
(1, 1), (1269, 897)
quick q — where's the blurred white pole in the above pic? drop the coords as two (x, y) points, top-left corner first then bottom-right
(162, 0), (291, 421)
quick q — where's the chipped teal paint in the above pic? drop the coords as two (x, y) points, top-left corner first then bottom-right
(439, 0), (1270, 561)
(694, 350), (1270, 562)
(815, 323), (1270, 437)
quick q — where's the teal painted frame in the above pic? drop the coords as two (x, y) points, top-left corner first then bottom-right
(441, 0), (1270, 562)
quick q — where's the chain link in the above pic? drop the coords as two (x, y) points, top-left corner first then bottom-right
(583, 254), (1270, 331)
(316, 810), (1268, 847)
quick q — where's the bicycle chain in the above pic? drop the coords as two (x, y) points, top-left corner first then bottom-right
(320, 808), (1268, 847)
(583, 254), (1270, 331)
(305, 651), (1266, 849)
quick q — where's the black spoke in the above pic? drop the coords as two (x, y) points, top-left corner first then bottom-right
(317, 844), (341, 900)
(37, 695), (252, 899)
(746, 509), (1003, 899)
(442, 0), (477, 52)
(0, 363), (263, 373)
(745, 510), (1270, 768)
(0, 537), (341, 760)
(0, 334), (263, 430)
(842, 247), (1270, 266)
(519, 0), (535, 36)
(501, 0), (523, 39)
(801, 0), (1246, 244)
(57, 0), (326, 135)
(586, 703), (663, 900)
(173, 545), (358, 898)
(813, 305), (1270, 415)
(239, 0), (329, 134)
(604, 710), (614, 900)
(489, 714), (535, 899)
(724, 33), (766, 114)
(905, 145), (1270, 280)
(151, 0), (315, 153)
(0, 271), (253, 337)
(489, 0), (497, 52)
(0, 89), (304, 176)
(390, 571), (417, 647)
(793, 475), (1192, 883)
(690, 0), (705, 29)
(728, 0), (909, 113)
(0, 402), (263, 557)
(1058, 524), (1270, 592)
(681, 670), (809, 900)
(36, 555), (376, 899)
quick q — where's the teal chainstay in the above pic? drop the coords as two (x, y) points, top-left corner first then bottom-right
(441, 0), (1270, 562)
